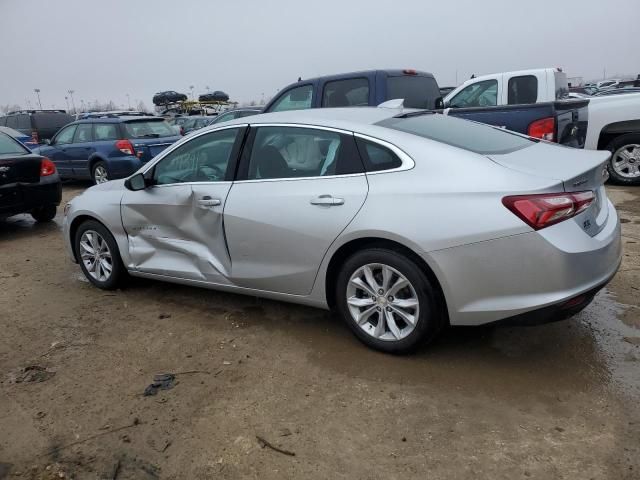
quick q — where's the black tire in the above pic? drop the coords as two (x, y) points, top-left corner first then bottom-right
(91, 161), (109, 185)
(31, 205), (57, 222)
(605, 133), (640, 186)
(335, 248), (444, 354)
(74, 220), (127, 290)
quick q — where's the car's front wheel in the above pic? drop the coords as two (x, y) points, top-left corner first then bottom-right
(74, 220), (126, 289)
(606, 134), (640, 185)
(92, 161), (109, 185)
(336, 248), (443, 354)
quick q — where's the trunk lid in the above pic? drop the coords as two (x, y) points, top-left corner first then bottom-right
(0, 153), (42, 186)
(488, 142), (610, 236)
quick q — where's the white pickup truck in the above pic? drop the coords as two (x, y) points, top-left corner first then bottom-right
(445, 68), (640, 185)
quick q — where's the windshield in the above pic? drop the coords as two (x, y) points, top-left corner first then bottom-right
(377, 113), (535, 155)
(124, 120), (175, 138)
(0, 132), (29, 155)
(386, 75), (441, 109)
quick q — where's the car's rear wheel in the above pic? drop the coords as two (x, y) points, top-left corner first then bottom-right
(606, 134), (640, 185)
(74, 220), (126, 290)
(92, 161), (109, 185)
(31, 205), (57, 222)
(336, 248), (443, 354)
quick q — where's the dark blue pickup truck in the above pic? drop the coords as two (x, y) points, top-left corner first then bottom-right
(264, 69), (588, 147)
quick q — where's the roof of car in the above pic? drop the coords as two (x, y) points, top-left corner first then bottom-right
(74, 116), (162, 124)
(200, 107), (409, 138)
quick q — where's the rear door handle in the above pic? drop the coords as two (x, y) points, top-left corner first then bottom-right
(198, 196), (221, 207)
(310, 195), (344, 206)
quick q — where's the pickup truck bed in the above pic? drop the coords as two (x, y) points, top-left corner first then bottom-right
(444, 99), (589, 148)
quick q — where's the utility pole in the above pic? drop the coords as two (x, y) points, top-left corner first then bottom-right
(34, 89), (42, 109)
(68, 90), (77, 113)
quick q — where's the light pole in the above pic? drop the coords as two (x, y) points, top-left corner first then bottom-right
(34, 89), (42, 109)
(126, 93), (131, 110)
(67, 90), (77, 113)
(189, 85), (195, 100)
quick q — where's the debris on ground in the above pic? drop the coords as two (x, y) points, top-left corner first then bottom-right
(8, 365), (55, 384)
(143, 373), (176, 396)
(256, 435), (296, 457)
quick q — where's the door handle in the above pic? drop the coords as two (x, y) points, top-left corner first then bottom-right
(310, 195), (344, 206)
(197, 196), (221, 207)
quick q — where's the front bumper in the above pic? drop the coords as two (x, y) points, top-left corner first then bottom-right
(423, 199), (622, 326)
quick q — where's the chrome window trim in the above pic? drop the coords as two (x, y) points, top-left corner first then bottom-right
(232, 123), (414, 183)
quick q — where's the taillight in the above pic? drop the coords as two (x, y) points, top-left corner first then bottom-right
(40, 157), (56, 176)
(527, 117), (555, 141)
(115, 139), (135, 155)
(502, 191), (595, 230)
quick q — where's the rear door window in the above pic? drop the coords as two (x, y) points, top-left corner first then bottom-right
(321, 78), (370, 107)
(448, 80), (498, 108)
(94, 123), (119, 140)
(16, 114), (31, 130)
(507, 75), (538, 104)
(73, 123), (94, 143)
(267, 85), (313, 112)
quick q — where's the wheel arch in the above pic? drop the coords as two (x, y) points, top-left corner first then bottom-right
(324, 237), (449, 324)
(597, 120), (640, 150)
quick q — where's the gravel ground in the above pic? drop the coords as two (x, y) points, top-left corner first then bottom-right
(0, 183), (638, 480)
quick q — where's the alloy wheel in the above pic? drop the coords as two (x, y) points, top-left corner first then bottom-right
(346, 263), (420, 341)
(612, 144), (640, 178)
(94, 165), (109, 184)
(79, 230), (113, 282)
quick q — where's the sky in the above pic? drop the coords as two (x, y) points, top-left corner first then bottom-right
(1, 0), (638, 110)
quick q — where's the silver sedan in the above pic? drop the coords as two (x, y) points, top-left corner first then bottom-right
(63, 107), (621, 353)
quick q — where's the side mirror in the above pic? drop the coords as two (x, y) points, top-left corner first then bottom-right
(435, 97), (444, 110)
(124, 172), (147, 191)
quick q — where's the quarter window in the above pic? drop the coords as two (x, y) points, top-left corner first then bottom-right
(153, 128), (239, 185)
(355, 138), (402, 172)
(54, 125), (77, 145)
(449, 80), (498, 108)
(268, 85), (313, 112)
(73, 124), (93, 143)
(245, 126), (362, 180)
(94, 123), (119, 140)
(322, 78), (369, 107)
(507, 75), (538, 104)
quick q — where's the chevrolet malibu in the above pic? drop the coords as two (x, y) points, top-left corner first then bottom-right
(63, 107), (621, 353)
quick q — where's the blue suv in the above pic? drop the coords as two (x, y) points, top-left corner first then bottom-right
(37, 116), (180, 184)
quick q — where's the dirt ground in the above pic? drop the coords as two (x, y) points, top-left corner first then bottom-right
(1, 183), (639, 480)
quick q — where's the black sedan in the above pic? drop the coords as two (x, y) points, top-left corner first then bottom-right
(0, 132), (61, 222)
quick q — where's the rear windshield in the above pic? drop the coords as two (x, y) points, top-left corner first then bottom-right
(377, 113), (535, 155)
(31, 113), (74, 129)
(123, 120), (175, 138)
(0, 132), (29, 155)
(386, 75), (441, 109)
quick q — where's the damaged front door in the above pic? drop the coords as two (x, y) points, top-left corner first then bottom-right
(121, 127), (244, 282)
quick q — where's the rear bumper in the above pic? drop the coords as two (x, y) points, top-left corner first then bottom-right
(423, 199), (622, 326)
(0, 176), (62, 218)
